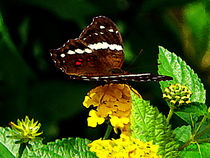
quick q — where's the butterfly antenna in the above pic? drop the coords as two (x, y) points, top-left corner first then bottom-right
(125, 49), (143, 71)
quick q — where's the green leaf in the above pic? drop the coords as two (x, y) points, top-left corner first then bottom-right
(0, 143), (15, 158)
(180, 143), (210, 158)
(196, 119), (210, 140)
(0, 127), (19, 157)
(175, 103), (208, 124)
(25, 138), (97, 158)
(175, 112), (198, 125)
(177, 103), (208, 116)
(130, 92), (179, 158)
(158, 46), (206, 104)
(173, 125), (191, 144)
(0, 127), (96, 157)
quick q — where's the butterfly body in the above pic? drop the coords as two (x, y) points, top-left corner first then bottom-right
(50, 16), (172, 82)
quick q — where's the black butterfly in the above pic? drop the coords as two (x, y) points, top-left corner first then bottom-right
(50, 16), (172, 82)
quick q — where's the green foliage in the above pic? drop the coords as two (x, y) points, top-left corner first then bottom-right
(175, 103), (208, 125)
(0, 127), (20, 157)
(130, 92), (179, 158)
(158, 46), (209, 157)
(0, 127), (96, 158)
(0, 143), (15, 158)
(26, 138), (96, 158)
(158, 46), (206, 104)
(180, 143), (210, 158)
(173, 125), (191, 145)
(158, 46), (208, 125)
(183, 1), (209, 62)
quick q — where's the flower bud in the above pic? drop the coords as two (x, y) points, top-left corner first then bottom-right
(163, 83), (192, 108)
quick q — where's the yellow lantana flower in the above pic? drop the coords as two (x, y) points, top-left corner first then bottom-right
(83, 83), (141, 134)
(87, 110), (105, 127)
(110, 116), (129, 133)
(88, 134), (161, 158)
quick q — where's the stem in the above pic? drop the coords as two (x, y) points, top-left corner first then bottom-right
(197, 138), (210, 143)
(195, 142), (202, 158)
(194, 115), (207, 136)
(179, 139), (192, 151)
(16, 143), (26, 158)
(190, 114), (195, 134)
(166, 108), (174, 123)
(195, 125), (210, 139)
(103, 124), (112, 140)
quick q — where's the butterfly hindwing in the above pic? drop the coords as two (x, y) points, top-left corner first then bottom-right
(50, 39), (101, 76)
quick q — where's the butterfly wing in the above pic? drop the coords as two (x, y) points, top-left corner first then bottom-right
(79, 16), (123, 53)
(50, 16), (124, 76)
(70, 73), (173, 82)
(50, 16), (173, 82)
(50, 39), (103, 76)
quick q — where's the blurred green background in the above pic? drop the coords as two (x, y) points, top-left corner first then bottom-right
(0, 0), (209, 142)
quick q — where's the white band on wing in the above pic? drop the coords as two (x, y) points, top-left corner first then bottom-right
(88, 42), (123, 51)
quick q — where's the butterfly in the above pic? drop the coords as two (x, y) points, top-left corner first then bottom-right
(50, 16), (172, 82)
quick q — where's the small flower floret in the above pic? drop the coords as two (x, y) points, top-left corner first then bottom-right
(9, 116), (42, 143)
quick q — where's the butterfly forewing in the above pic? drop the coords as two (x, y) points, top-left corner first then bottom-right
(50, 16), (124, 76)
(79, 16), (123, 47)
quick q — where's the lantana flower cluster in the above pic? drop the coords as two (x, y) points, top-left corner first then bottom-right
(163, 83), (192, 108)
(83, 83), (140, 134)
(88, 134), (161, 158)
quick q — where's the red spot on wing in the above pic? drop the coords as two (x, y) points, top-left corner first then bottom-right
(75, 61), (82, 66)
